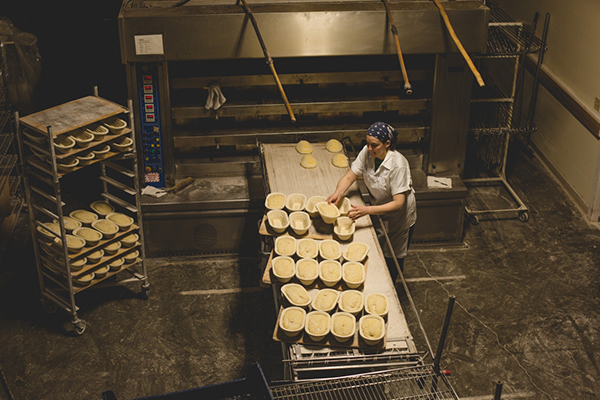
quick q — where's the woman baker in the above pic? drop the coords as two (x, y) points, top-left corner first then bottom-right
(326, 121), (417, 282)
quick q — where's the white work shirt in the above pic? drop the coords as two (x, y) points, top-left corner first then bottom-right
(351, 146), (417, 258)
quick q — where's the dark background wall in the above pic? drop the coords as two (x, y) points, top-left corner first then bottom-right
(1, 0), (128, 113)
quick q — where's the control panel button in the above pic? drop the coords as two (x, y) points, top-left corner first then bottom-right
(145, 166), (152, 173)
(145, 104), (154, 112)
(143, 85), (153, 94)
(144, 94), (154, 103)
(143, 75), (152, 84)
(145, 114), (155, 122)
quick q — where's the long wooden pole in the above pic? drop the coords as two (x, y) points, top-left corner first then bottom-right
(381, 0), (412, 95)
(432, 0), (485, 87)
(240, 0), (296, 122)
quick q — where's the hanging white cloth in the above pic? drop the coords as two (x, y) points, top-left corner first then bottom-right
(204, 83), (227, 110)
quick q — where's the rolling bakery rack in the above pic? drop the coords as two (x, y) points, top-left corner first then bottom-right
(15, 91), (149, 335)
(0, 41), (24, 256)
(464, 0), (549, 224)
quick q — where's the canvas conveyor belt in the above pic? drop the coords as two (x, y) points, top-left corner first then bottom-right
(259, 143), (423, 380)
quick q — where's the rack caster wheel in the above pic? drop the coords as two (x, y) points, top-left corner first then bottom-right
(73, 319), (87, 336)
(466, 213), (479, 225)
(518, 211), (529, 223)
(140, 283), (150, 300)
(41, 299), (57, 314)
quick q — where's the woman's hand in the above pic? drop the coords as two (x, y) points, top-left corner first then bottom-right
(326, 193), (341, 205)
(347, 204), (370, 220)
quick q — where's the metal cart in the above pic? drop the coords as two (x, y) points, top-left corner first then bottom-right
(464, 0), (549, 224)
(15, 90), (150, 335)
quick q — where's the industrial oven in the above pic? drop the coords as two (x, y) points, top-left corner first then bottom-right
(118, 0), (488, 257)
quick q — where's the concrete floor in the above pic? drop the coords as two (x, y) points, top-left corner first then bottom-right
(0, 145), (599, 400)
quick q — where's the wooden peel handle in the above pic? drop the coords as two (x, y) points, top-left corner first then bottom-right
(433, 0), (485, 87)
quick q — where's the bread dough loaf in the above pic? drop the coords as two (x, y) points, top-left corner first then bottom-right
(296, 140), (313, 154)
(94, 219), (117, 233)
(89, 249), (103, 259)
(367, 294), (387, 315)
(343, 263), (364, 283)
(283, 285), (310, 304)
(266, 193), (285, 209)
(345, 242), (368, 261)
(282, 309), (305, 330)
(341, 291), (363, 312)
(332, 154), (349, 168)
(332, 314), (354, 336)
(326, 139), (343, 153)
(108, 212), (132, 225)
(75, 228), (101, 240)
(91, 201), (114, 215)
(320, 241), (340, 259)
(53, 217), (80, 231)
(273, 257), (294, 276)
(361, 318), (383, 339)
(297, 259), (317, 279)
(300, 155), (318, 169)
(276, 237), (295, 255)
(71, 210), (97, 223)
(307, 314), (329, 334)
(320, 261), (341, 280)
(297, 240), (318, 258)
(313, 290), (338, 311)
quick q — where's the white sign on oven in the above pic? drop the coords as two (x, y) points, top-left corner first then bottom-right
(134, 34), (164, 55)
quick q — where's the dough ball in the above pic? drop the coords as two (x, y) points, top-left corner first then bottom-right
(296, 140), (313, 154)
(300, 155), (318, 169)
(332, 154), (349, 168)
(326, 139), (343, 153)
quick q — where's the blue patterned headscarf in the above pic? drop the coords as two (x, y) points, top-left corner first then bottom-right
(367, 121), (398, 143)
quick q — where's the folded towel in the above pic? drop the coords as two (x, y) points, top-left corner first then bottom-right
(427, 176), (452, 189)
(205, 83), (227, 110)
(141, 186), (167, 198)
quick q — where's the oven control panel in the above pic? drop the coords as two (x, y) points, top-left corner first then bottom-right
(138, 64), (165, 187)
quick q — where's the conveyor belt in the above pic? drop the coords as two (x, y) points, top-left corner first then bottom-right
(261, 143), (420, 380)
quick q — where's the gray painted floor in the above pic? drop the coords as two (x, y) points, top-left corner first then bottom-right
(0, 145), (599, 400)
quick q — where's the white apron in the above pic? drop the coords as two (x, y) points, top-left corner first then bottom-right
(352, 147), (417, 258)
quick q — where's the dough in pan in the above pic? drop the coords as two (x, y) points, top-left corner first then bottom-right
(366, 294), (388, 315)
(313, 290), (338, 311)
(361, 318), (383, 338)
(343, 263), (364, 282)
(284, 285), (310, 304)
(320, 240), (340, 259)
(297, 239), (318, 258)
(332, 314), (354, 336)
(273, 257), (294, 276)
(307, 314), (329, 334)
(340, 291), (363, 313)
(297, 259), (318, 279)
(282, 308), (305, 330)
(320, 261), (341, 280)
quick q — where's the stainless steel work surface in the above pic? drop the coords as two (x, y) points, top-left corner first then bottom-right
(262, 143), (414, 348)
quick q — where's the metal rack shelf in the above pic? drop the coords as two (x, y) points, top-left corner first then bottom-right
(484, 0), (547, 57)
(270, 364), (458, 400)
(16, 92), (150, 336)
(468, 102), (536, 135)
